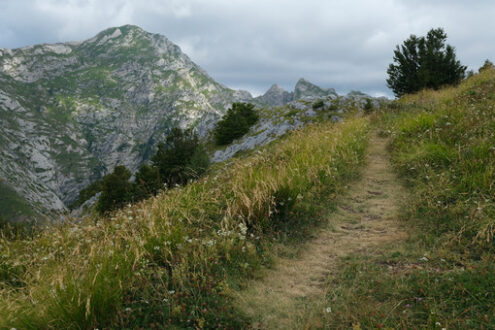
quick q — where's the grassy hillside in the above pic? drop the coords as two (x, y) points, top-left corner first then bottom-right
(323, 68), (495, 328)
(0, 116), (369, 328)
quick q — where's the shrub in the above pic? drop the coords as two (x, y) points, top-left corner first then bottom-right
(312, 99), (324, 110)
(96, 165), (132, 214)
(214, 103), (258, 145)
(364, 98), (374, 114)
(152, 127), (210, 186)
(132, 163), (162, 202)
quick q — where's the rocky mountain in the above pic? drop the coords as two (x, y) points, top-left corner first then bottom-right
(255, 84), (294, 106)
(253, 78), (338, 107)
(0, 25), (382, 222)
(294, 78), (337, 100)
(0, 25), (247, 221)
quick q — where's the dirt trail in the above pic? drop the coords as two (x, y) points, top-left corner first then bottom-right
(235, 132), (408, 329)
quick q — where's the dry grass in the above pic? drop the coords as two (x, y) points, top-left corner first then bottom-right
(0, 117), (369, 328)
(236, 132), (407, 329)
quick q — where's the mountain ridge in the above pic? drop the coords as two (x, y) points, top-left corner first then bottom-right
(0, 25), (372, 222)
(0, 25), (242, 220)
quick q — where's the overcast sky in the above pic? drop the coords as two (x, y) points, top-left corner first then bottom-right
(1, 0), (494, 97)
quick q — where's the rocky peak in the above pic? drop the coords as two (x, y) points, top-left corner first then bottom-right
(0, 25), (244, 221)
(294, 78), (337, 100)
(255, 84), (294, 106)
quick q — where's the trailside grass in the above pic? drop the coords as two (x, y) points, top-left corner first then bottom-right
(0, 117), (369, 329)
(322, 68), (495, 329)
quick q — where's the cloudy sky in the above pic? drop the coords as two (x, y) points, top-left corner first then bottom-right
(1, 0), (494, 97)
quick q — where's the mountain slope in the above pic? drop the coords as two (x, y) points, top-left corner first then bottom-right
(0, 25), (244, 219)
(0, 114), (370, 328)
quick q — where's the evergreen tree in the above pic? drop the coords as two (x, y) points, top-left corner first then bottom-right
(387, 28), (466, 97)
(214, 103), (258, 145)
(97, 165), (132, 213)
(133, 163), (162, 201)
(152, 128), (209, 186)
(479, 59), (494, 73)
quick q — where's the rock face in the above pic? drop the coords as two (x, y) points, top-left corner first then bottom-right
(0, 25), (247, 220)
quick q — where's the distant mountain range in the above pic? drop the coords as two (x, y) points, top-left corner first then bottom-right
(0, 25), (373, 221)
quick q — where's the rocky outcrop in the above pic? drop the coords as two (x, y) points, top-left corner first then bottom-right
(212, 92), (388, 163)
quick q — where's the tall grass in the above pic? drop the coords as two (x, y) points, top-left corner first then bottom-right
(326, 68), (495, 328)
(384, 68), (495, 256)
(0, 117), (369, 328)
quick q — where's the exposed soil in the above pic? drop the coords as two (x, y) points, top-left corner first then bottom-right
(235, 132), (408, 329)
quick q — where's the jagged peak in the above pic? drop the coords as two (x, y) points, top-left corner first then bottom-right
(265, 84), (286, 94)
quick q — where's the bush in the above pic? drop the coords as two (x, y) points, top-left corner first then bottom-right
(479, 59), (494, 73)
(152, 127), (210, 186)
(214, 103), (258, 145)
(364, 98), (374, 114)
(312, 99), (324, 110)
(132, 163), (162, 202)
(97, 165), (132, 214)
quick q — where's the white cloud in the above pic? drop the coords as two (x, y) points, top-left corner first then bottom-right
(1, 0), (494, 97)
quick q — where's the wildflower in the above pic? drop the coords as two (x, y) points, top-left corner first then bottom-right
(325, 307), (332, 313)
(168, 290), (175, 295)
(238, 223), (248, 235)
(435, 322), (441, 326)
(405, 304), (411, 308)
(419, 256), (429, 261)
(124, 307), (132, 312)
(153, 246), (160, 251)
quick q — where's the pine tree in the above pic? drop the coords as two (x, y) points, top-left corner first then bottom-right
(214, 103), (258, 145)
(152, 128), (209, 186)
(133, 163), (161, 201)
(387, 28), (466, 97)
(97, 165), (132, 213)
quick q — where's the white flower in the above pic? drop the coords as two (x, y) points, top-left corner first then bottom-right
(435, 322), (441, 326)
(325, 307), (332, 313)
(168, 290), (175, 294)
(153, 246), (160, 250)
(125, 307), (132, 312)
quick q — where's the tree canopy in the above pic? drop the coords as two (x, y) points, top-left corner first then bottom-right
(386, 28), (466, 97)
